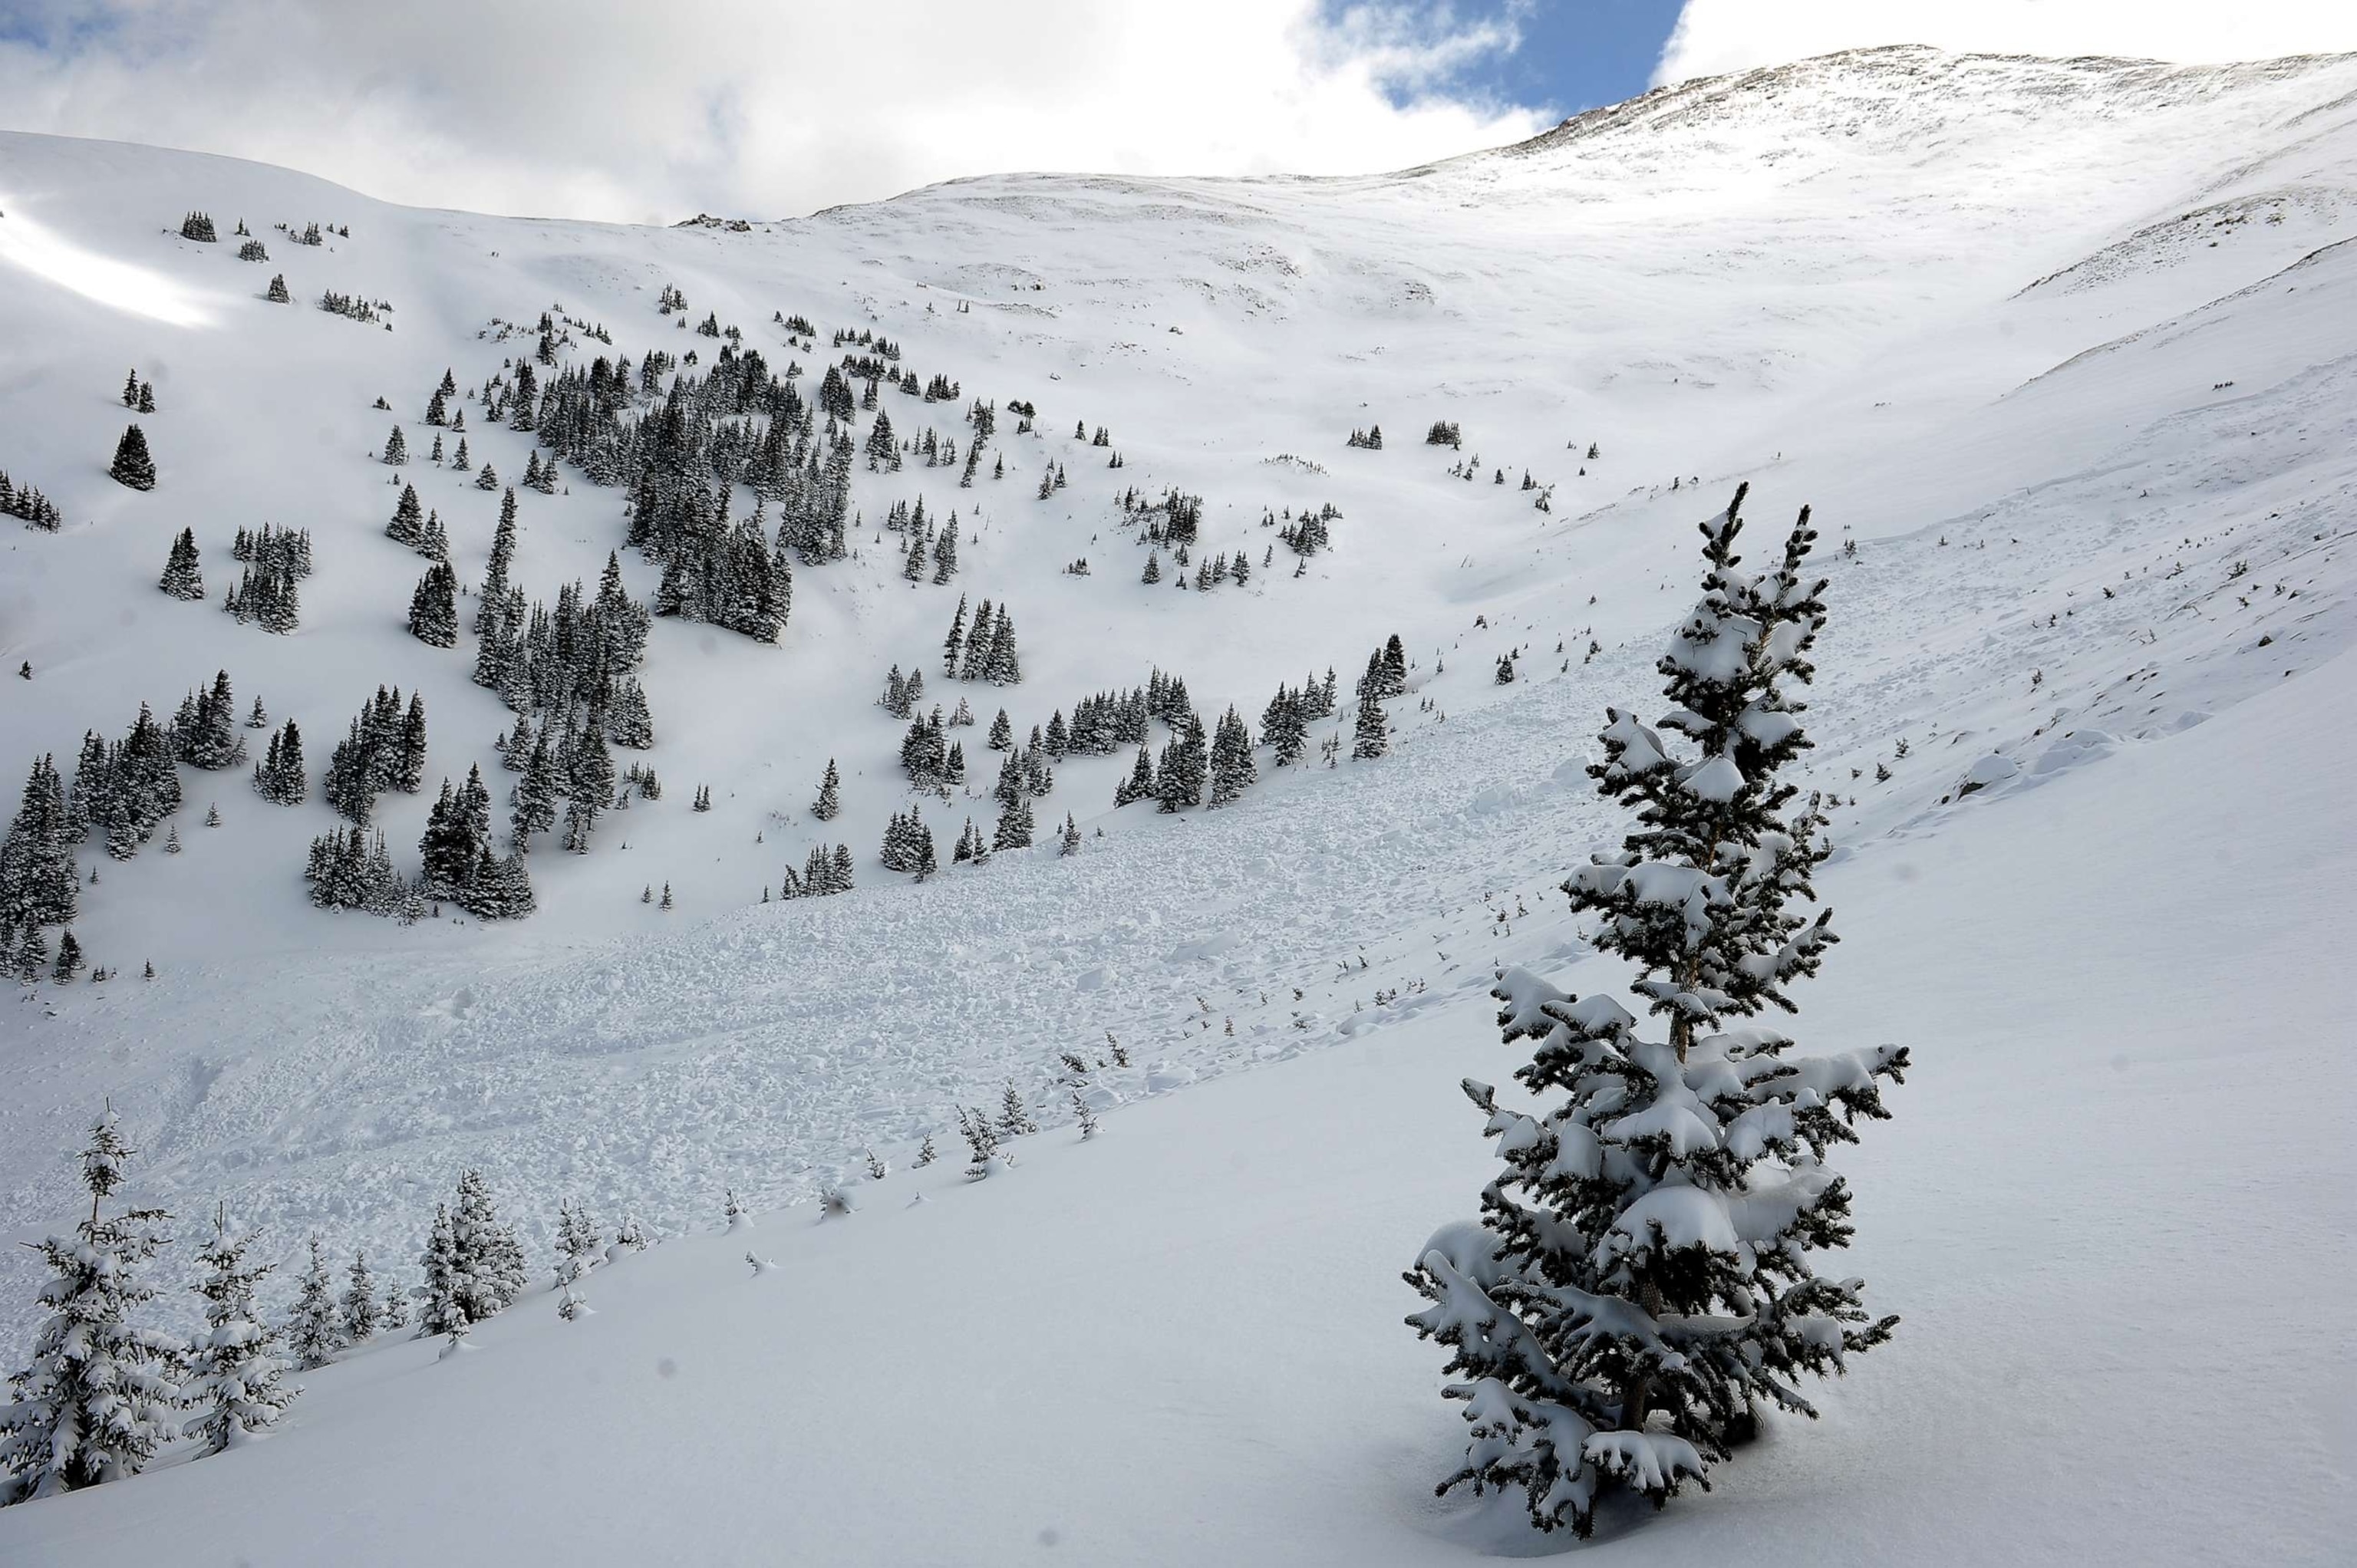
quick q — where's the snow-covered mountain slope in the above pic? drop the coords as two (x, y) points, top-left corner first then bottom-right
(3, 643), (2351, 1566)
(1, 43), (2354, 1561)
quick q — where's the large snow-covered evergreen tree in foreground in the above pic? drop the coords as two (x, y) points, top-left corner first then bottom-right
(0, 1114), (179, 1504)
(1406, 485), (1910, 1536)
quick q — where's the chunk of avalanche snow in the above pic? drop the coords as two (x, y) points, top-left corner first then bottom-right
(1146, 1062), (1195, 1092)
(2032, 729), (2116, 776)
(1958, 753), (2019, 796)
(1170, 931), (1241, 962)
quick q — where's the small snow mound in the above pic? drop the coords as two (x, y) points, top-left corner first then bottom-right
(1465, 782), (1525, 816)
(1170, 931), (1240, 962)
(1146, 1062), (1195, 1092)
(1956, 753), (2019, 798)
(2032, 729), (2116, 777)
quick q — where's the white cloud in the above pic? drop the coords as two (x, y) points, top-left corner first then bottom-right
(0, 1), (1551, 223)
(1656, 0), (2357, 85)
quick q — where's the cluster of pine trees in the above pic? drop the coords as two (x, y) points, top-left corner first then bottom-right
(1119, 486), (1202, 547)
(70, 703), (186, 859)
(177, 211), (218, 242)
(407, 562), (460, 646)
(1345, 423), (1385, 449)
(536, 342), (855, 588)
(1185, 546), (1258, 591)
(984, 727), (1057, 848)
(302, 825), (420, 917)
(0, 756), (80, 939)
(897, 707), (968, 796)
(1053, 687), (1154, 756)
(418, 766), (535, 918)
(414, 1171), (528, 1335)
(168, 673), (249, 772)
(651, 486), (790, 641)
(470, 535), (654, 860)
(885, 496), (960, 583)
(0, 468), (64, 529)
(212, 522), (313, 632)
(252, 718), (307, 805)
(234, 522), (315, 577)
(1277, 504), (1335, 558)
(0, 1123), (613, 1506)
(940, 595), (1020, 684)
(319, 686), (427, 825)
(222, 566), (299, 632)
(877, 662), (929, 719)
(879, 809), (938, 878)
(385, 483), (450, 561)
(1260, 669), (1340, 766)
(319, 290), (384, 325)
(777, 842), (855, 898)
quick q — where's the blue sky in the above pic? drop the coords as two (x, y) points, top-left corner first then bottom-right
(1343, 0), (1688, 120)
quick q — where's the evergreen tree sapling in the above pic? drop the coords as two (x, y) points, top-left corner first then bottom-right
(285, 1236), (344, 1370)
(341, 1251), (383, 1345)
(1403, 486), (1909, 1536)
(181, 1206), (298, 1454)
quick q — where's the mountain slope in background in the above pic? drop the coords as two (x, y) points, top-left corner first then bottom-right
(0, 45), (2352, 1564)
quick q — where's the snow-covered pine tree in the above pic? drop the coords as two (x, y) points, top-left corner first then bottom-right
(941, 596), (968, 676)
(108, 425), (157, 492)
(0, 1112), (179, 1503)
(414, 1203), (467, 1339)
(450, 1169), (526, 1324)
(158, 528), (205, 600)
(984, 606), (1020, 684)
(992, 792), (1034, 852)
(1, 753), (80, 928)
(555, 1198), (599, 1321)
(285, 1235), (344, 1371)
(956, 1105), (1002, 1178)
(1352, 690), (1389, 759)
(341, 1250), (382, 1344)
(377, 1274), (409, 1332)
(407, 562), (459, 647)
(1113, 744), (1154, 808)
(995, 1080), (1040, 1138)
(1208, 707), (1256, 805)
(811, 758), (840, 821)
(387, 483), (424, 547)
(182, 1206), (297, 1454)
(1403, 484), (1909, 1537)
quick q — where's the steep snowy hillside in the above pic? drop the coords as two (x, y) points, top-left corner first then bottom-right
(1, 44), (2353, 1563)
